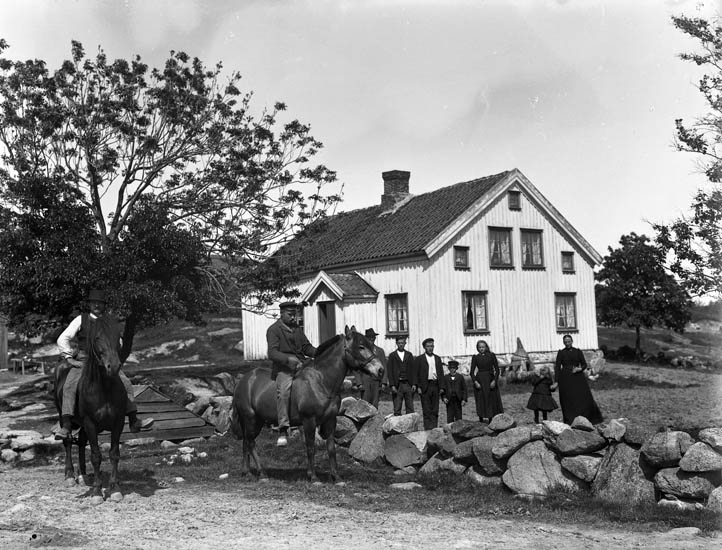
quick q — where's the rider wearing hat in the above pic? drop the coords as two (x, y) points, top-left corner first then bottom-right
(54, 289), (154, 440)
(266, 301), (316, 447)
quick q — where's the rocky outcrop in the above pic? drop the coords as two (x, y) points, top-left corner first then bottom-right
(591, 443), (655, 503)
(641, 431), (695, 468)
(502, 441), (586, 496)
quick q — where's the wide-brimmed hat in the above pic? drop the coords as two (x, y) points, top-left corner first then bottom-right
(365, 328), (379, 338)
(86, 289), (107, 303)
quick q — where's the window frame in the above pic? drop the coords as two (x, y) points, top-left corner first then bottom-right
(385, 293), (409, 336)
(520, 228), (544, 269)
(454, 246), (470, 270)
(561, 251), (575, 273)
(488, 226), (514, 269)
(508, 190), (521, 211)
(462, 291), (489, 334)
(554, 292), (578, 332)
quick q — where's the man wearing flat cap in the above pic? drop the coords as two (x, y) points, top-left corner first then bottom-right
(354, 328), (387, 408)
(414, 337), (446, 430)
(55, 289), (154, 440)
(266, 301), (316, 447)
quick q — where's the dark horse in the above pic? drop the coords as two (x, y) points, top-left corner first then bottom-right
(231, 325), (385, 482)
(54, 315), (127, 504)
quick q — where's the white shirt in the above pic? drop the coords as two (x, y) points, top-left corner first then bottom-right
(57, 313), (117, 358)
(426, 354), (437, 380)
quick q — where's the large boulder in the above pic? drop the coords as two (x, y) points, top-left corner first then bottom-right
(655, 467), (720, 500)
(570, 417), (594, 432)
(417, 454), (467, 476)
(679, 442), (722, 473)
(334, 416), (358, 446)
(598, 419), (626, 442)
(492, 425), (542, 460)
(592, 443), (655, 503)
(502, 441), (586, 496)
(348, 413), (385, 464)
(472, 436), (505, 476)
(448, 419), (494, 441)
(452, 438), (479, 466)
(707, 486), (722, 513)
(541, 420), (569, 437)
(489, 413), (516, 432)
(548, 428), (607, 456)
(344, 399), (378, 424)
(384, 434), (426, 469)
(698, 428), (722, 453)
(427, 428), (457, 458)
(620, 420), (654, 448)
(210, 372), (236, 395)
(382, 413), (423, 435)
(466, 468), (504, 488)
(561, 454), (603, 483)
(641, 431), (695, 468)
(339, 396), (357, 415)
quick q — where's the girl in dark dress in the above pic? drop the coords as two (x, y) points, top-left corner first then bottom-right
(526, 365), (558, 423)
(469, 340), (503, 422)
(554, 334), (603, 425)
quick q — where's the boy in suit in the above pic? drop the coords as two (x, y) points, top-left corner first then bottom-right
(442, 360), (467, 422)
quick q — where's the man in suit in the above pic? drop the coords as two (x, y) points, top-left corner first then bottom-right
(354, 328), (387, 408)
(442, 360), (467, 422)
(266, 301), (316, 447)
(386, 335), (415, 415)
(414, 337), (446, 430)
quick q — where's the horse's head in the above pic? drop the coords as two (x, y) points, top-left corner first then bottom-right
(343, 325), (385, 380)
(88, 317), (122, 378)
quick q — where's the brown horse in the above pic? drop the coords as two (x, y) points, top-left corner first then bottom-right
(54, 315), (127, 504)
(231, 325), (384, 482)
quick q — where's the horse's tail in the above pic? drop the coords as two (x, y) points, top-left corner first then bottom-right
(229, 393), (244, 440)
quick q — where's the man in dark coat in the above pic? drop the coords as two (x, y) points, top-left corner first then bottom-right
(442, 360), (467, 422)
(386, 336), (415, 415)
(354, 328), (387, 408)
(414, 337), (446, 430)
(266, 301), (316, 447)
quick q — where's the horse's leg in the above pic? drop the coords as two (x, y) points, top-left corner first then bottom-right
(108, 422), (123, 502)
(63, 437), (76, 486)
(320, 417), (341, 483)
(246, 419), (267, 480)
(85, 424), (104, 505)
(302, 417), (319, 482)
(76, 430), (89, 487)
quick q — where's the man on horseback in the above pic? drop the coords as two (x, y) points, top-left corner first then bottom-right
(266, 301), (316, 447)
(54, 289), (154, 441)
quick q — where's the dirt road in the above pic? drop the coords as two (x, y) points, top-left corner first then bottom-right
(0, 462), (714, 550)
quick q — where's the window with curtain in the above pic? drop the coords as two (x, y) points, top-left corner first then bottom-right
(555, 293), (577, 329)
(386, 294), (408, 335)
(561, 251), (575, 272)
(489, 227), (513, 267)
(462, 291), (488, 333)
(521, 229), (544, 268)
(454, 246), (470, 269)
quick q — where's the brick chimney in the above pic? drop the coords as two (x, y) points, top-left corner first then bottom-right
(381, 170), (411, 209)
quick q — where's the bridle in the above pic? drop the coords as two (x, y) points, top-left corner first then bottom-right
(343, 334), (377, 370)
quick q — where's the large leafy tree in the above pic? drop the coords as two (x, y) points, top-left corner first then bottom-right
(595, 233), (691, 359)
(653, 15), (722, 298)
(0, 39), (340, 348)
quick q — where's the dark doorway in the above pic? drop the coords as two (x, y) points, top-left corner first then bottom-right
(318, 301), (336, 344)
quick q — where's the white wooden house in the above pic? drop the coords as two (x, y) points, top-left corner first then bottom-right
(241, 168), (603, 367)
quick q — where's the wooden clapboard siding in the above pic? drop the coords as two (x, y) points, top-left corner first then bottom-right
(100, 385), (215, 443)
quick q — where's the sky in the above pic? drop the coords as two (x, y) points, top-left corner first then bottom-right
(1, 0), (719, 257)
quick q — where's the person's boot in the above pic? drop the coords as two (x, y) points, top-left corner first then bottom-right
(54, 415), (73, 441)
(128, 412), (154, 433)
(276, 428), (288, 447)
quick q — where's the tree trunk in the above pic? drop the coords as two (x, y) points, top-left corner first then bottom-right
(634, 325), (642, 361)
(120, 314), (137, 364)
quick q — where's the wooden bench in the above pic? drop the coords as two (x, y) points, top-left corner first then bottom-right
(9, 358), (50, 375)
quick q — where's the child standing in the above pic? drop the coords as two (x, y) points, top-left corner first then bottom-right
(526, 365), (558, 423)
(442, 360), (467, 422)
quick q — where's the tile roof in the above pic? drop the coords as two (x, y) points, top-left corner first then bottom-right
(276, 170), (511, 273)
(327, 272), (378, 298)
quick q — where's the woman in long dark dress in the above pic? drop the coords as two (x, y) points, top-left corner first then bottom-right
(554, 334), (603, 425)
(469, 340), (503, 422)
